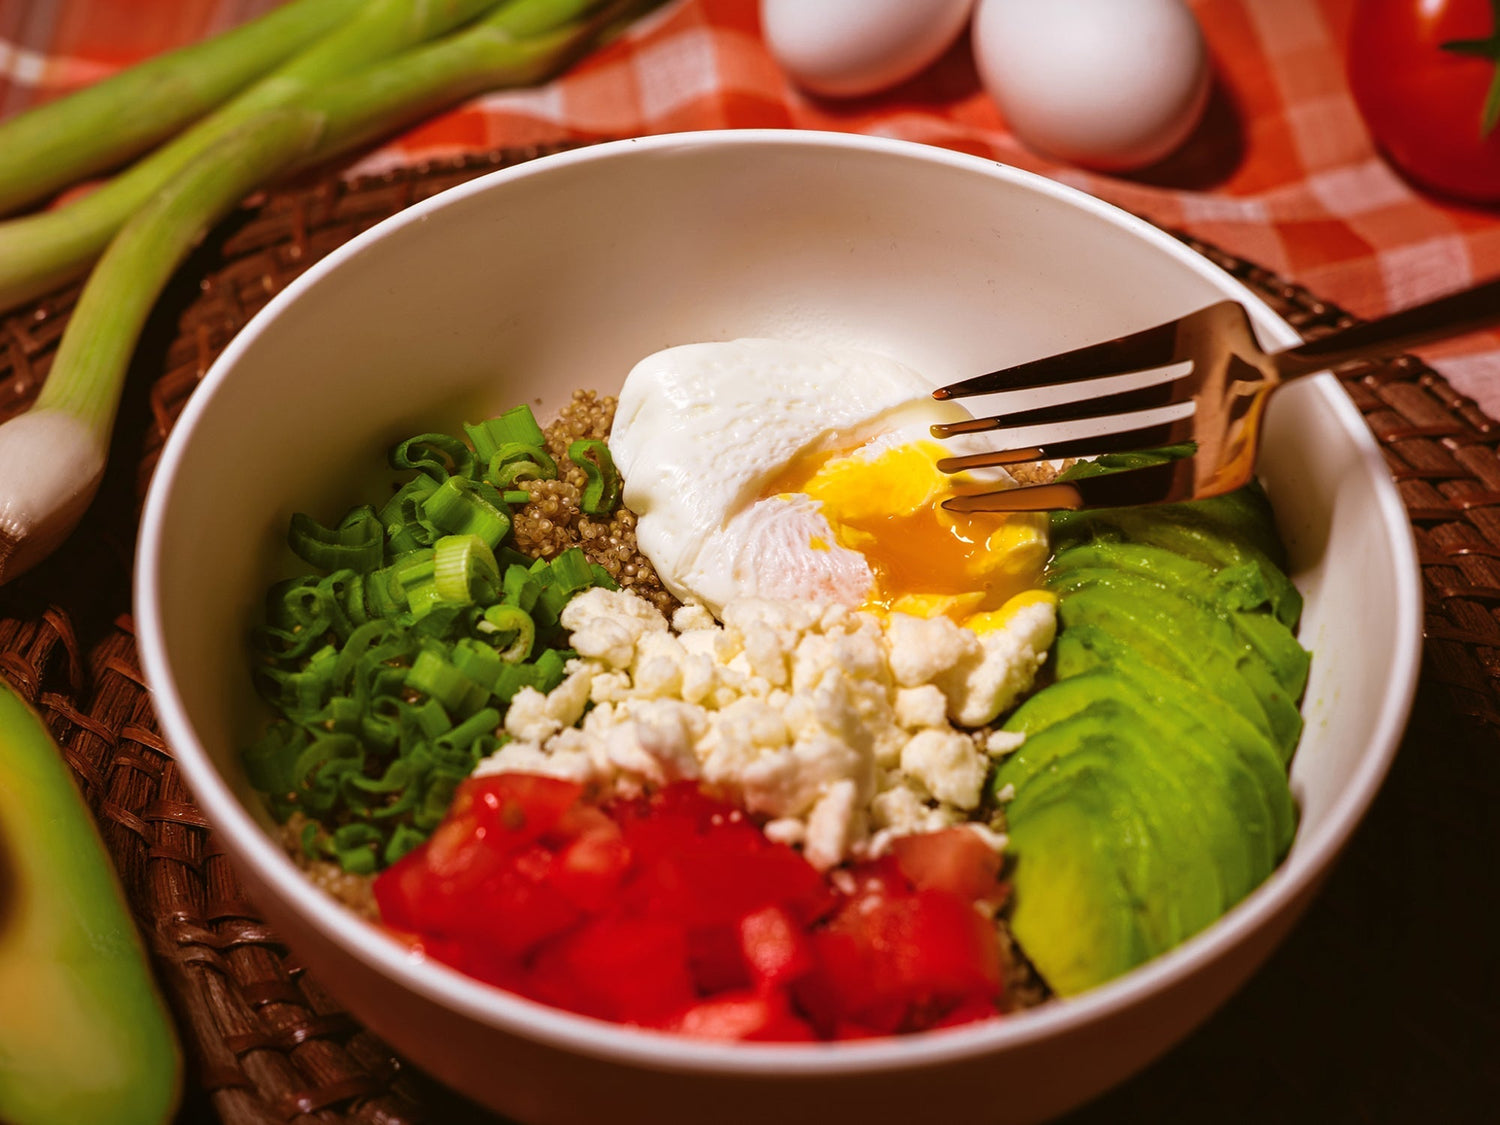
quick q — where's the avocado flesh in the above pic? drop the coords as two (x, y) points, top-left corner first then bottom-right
(1049, 578), (1302, 756)
(1004, 771), (1154, 997)
(1048, 566), (1305, 694)
(1052, 506), (1302, 628)
(1012, 586), (1295, 870)
(1004, 715), (1227, 949)
(996, 477), (1307, 999)
(1053, 619), (1302, 758)
(998, 679), (1262, 906)
(0, 683), (181, 1125)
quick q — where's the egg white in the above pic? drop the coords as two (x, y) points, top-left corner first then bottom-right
(609, 338), (1011, 616)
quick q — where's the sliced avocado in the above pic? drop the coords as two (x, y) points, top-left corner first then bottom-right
(1050, 541), (1276, 616)
(1048, 556), (1305, 758)
(1052, 465), (1288, 570)
(1049, 568), (1308, 701)
(1006, 729), (1224, 949)
(1050, 579), (1301, 752)
(1052, 504), (1302, 628)
(1052, 619), (1293, 753)
(1101, 661), (1294, 875)
(997, 676), (1262, 906)
(0, 681), (181, 1125)
(1003, 770), (1153, 997)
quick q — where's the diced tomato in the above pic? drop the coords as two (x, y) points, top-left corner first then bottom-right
(626, 843), (832, 929)
(686, 924), (752, 995)
(530, 914), (696, 1025)
(463, 774), (584, 855)
(373, 776), (1006, 1041)
(674, 989), (817, 1042)
(889, 828), (1005, 908)
(550, 822), (632, 912)
(738, 905), (814, 988)
(799, 875), (1003, 1033)
(468, 860), (581, 958)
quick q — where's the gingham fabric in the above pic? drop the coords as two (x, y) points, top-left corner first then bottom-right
(5, 0), (1500, 414)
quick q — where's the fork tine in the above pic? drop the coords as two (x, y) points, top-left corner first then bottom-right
(930, 375), (1193, 439)
(933, 316), (1184, 401)
(935, 418), (1195, 473)
(942, 456), (1197, 512)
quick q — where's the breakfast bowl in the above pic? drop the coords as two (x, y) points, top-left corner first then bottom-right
(134, 130), (1421, 1125)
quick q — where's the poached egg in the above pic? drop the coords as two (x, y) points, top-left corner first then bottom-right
(609, 339), (1049, 632)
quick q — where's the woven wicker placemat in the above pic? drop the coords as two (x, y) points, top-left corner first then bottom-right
(1, 144), (1494, 1125)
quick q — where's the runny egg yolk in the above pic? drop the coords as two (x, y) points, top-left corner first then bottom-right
(761, 439), (1050, 629)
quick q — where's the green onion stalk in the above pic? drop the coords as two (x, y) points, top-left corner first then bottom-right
(0, 0), (505, 311)
(0, 109), (325, 583)
(0, 0), (659, 584)
(0, 0), (363, 217)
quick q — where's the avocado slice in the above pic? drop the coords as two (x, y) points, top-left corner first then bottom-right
(0, 681), (181, 1125)
(1003, 769), (1153, 997)
(998, 675), (1265, 904)
(1051, 462), (1289, 571)
(1047, 545), (1307, 757)
(1048, 567), (1308, 703)
(1006, 721), (1226, 948)
(1051, 504), (1302, 628)
(1093, 659), (1295, 875)
(1049, 579), (1303, 755)
(1050, 541), (1276, 616)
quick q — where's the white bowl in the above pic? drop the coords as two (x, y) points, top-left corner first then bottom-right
(135, 131), (1421, 1125)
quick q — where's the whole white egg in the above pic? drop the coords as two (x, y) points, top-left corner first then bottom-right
(761, 0), (977, 99)
(972, 0), (1212, 171)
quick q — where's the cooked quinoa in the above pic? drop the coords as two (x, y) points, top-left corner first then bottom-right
(280, 814), (379, 921)
(509, 389), (681, 618)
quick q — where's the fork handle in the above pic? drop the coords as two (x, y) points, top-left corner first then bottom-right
(1275, 275), (1500, 379)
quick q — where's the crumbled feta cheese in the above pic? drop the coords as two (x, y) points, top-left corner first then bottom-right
(983, 728), (1026, 757)
(473, 588), (1056, 869)
(899, 728), (988, 809)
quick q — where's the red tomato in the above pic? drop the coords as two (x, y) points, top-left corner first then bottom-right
(530, 914), (697, 1024)
(889, 828), (1006, 908)
(1348, 0), (1500, 203)
(374, 777), (1007, 1040)
(674, 990), (817, 1042)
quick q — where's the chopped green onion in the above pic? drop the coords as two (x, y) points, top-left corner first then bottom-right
(547, 546), (597, 595)
(466, 405), (547, 461)
(240, 410), (630, 871)
(489, 442), (558, 489)
(433, 534), (501, 605)
(421, 476), (512, 547)
(391, 431), (476, 483)
(288, 506), (384, 572)
(478, 604), (537, 663)
(568, 438), (622, 515)
(406, 647), (490, 718)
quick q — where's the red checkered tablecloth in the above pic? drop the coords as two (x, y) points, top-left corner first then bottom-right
(4, 0), (1500, 412)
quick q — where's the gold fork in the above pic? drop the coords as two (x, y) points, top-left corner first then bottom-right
(931, 277), (1500, 512)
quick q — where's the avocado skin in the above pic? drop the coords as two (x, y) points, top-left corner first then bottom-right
(0, 681), (181, 1125)
(994, 470), (1308, 999)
